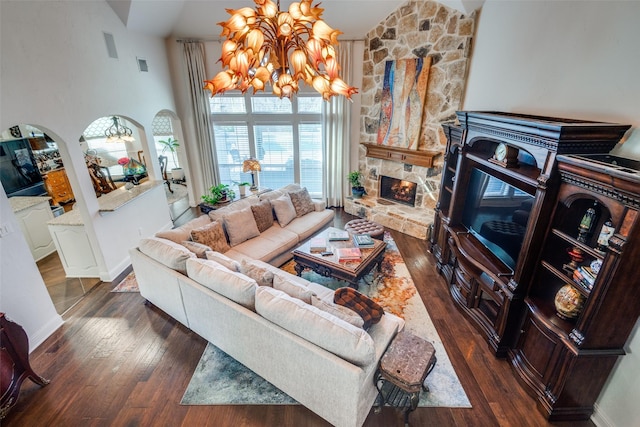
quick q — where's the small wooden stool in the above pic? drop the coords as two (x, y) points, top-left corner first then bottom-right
(374, 331), (436, 426)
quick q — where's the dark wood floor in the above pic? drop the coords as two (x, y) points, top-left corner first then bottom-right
(6, 207), (595, 427)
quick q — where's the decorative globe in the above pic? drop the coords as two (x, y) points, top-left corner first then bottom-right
(554, 284), (585, 320)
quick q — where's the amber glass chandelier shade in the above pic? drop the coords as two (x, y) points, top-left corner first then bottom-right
(204, 0), (358, 100)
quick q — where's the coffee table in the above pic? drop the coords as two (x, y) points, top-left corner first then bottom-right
(292, 227), (386, 289)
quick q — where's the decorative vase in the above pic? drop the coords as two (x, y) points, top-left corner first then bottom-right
(554, 284), (585, 320)
(122, 158), (146, 177)
(171, 167), (185, 181)
(352, 187), (365, 199)
(238, 186), (247, 197)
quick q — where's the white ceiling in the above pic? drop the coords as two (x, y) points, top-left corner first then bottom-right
(108, 0), (419, 40)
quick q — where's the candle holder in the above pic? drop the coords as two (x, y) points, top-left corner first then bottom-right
(563, 246), (584, 274)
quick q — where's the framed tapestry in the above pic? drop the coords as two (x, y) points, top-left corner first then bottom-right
(377, 57), (431, 149)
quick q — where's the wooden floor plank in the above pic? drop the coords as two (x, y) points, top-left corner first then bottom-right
(5, 207), (596, 427)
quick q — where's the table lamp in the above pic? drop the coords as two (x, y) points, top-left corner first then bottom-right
(242, 158), (261, 190)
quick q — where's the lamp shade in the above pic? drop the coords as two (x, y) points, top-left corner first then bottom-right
(242, 159), (261, 173)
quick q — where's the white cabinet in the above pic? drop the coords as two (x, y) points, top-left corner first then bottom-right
(47, 210), (99, 278)
(10, 197), (56, 261)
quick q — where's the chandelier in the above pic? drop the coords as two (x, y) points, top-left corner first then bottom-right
(105, 116), (135, 143)
(204, 0), (357, 100)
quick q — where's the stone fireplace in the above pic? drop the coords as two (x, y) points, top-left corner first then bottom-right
(379, 176), (418, 206)
(347, 1), (475, 240)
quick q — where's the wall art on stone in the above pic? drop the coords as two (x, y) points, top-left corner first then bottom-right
(376, 57), (431, 149)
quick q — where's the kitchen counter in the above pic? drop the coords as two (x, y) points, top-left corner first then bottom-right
(9, 196), (52, 213)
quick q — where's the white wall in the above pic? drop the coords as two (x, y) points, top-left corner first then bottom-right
(463, 2), (640, 426)
(1, 1), (175, 345)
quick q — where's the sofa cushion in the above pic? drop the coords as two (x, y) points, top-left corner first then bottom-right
(288, 187), (315, 217)
(224, 207), (260, 246)
(313, 199), (326, 212)
(271, 194), (297, 227)
(205, 250), (241, 272)
(191, 220), (231, 253)
(155, 227), (190, 244)
(180, 241), (211, 258)
(283, 210), (335, 241)
(255, 287), (375, 366)
(258, 189), (284, 202)
(312, 295), (365, 328)
(139, 237), (195, 274)
(334, 287), (384, 329)
(240, 259), (274, 287)
(186, 258), (258, 311)
(207, 196), (259, 222)
(251, 199), (275, 233)
(273, 274), (315, 304)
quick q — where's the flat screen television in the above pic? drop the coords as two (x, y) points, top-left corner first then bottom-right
(461, 168), (535, 270)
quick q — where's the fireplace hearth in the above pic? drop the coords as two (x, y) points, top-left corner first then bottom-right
(379, 176), (417, 206)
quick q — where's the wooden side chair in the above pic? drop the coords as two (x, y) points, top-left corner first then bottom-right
(158, 155), (173, 193)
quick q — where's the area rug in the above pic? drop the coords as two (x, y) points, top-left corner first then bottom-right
(181, 233), (471, 408)
(111, 271), (139, 292)
(166, 182), (188, 205)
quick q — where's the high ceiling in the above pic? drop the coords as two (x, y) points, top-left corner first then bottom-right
(107, 0), (437, 40)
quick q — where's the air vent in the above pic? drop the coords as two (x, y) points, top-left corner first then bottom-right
(137, 58), (149, 72)
(103, 32), (118, 59)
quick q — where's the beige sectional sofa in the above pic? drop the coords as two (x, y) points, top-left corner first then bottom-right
(129, 185), (405, 427)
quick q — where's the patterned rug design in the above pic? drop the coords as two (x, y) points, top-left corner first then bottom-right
(181, 233), (471, 408)
(111, 271), (139, 292)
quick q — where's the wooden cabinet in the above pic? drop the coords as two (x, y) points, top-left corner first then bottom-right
(430, 111), (631, 360)
(509, 154), (640, 421)
(1, 313), (49, 419)
(42, 168), (74, 205)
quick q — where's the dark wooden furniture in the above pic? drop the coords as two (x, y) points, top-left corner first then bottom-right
(429, 111), (636, 421)
(42, 168), (74, 205)
(509, 154), (640, 421)
(292, 227), (386, 289)
(158, 155), (173, 194)
(1, 313), (49, 419)
(362, 143), (440, 168)
(374, 331), (436, 426)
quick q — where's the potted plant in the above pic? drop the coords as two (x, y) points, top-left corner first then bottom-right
(234, 181), (251, 197)
(348, 171), (365, 198)
(158, 137), (184, 181)
(200, 183), (236, 212)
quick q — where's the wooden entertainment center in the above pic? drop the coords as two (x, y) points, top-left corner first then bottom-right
(430, 111), (640, 421)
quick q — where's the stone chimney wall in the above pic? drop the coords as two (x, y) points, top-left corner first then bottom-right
(357, 1), (476, 211)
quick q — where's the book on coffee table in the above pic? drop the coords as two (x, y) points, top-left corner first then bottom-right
(328, 230), (350, 241)
(353, 234), (375, 248)
(309, 237), (327, 253)
(337, 247), (362, 261)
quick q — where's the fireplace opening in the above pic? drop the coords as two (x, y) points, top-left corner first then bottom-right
(379, 176), (417, 207)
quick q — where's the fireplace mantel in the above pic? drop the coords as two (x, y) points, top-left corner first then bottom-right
(362, 143), (441, 168)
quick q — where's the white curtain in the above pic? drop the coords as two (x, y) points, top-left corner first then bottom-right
(323, 41), (353, 207)
(183, 41), (219, 190)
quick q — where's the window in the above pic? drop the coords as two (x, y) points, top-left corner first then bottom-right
(210, 94), (323, 197)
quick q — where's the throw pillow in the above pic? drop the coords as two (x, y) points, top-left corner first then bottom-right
(180, 241), (211, 258)
(255, 287), (375, 366)
(311, 295), (365, 328)
(138, 237), (195, 275)
(240, 259), (274, 287)
(205, 251), (241, 272)
(190, 220), (231, 253)
(155, 228), (191, 244)
(251, 199), (275, 233)
(334, 287), (384, 329)
(273, 274), (315, 304)
(288, 187), (315, 217)
(270, 194), (297, 227)
(223, 207), (261, 246)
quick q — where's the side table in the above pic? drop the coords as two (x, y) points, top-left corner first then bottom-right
(1, 313), (50, 419)
(374, 331), (436, 426)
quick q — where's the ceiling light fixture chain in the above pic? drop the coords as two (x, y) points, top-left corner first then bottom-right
(204, 0), (357, 100)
